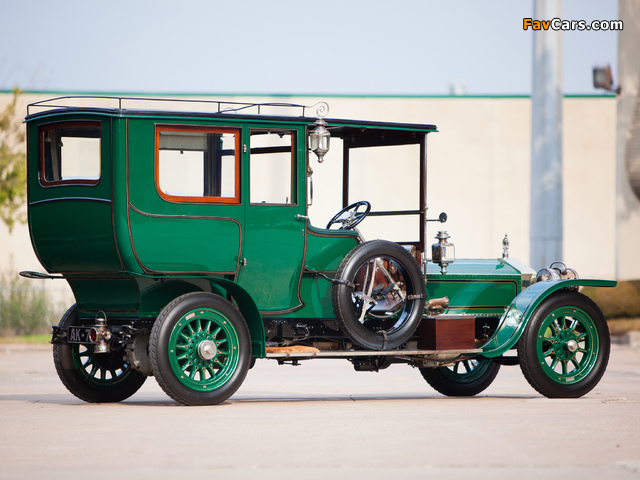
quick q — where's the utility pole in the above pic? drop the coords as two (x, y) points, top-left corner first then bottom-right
(530, 0), (563, 271)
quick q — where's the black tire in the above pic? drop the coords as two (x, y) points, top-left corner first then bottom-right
(53, 305), (147, 403)
(149, 292), (251, 406)
(419, 357), (500, 396)
(332, 240), (426, 350)
(517, 291), (610, 398)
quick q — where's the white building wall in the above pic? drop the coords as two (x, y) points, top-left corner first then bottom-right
(563, 97), (617, 280)
(0, 92), (622, 296)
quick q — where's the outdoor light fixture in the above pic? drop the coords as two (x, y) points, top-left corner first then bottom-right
(91, 311), (111, 354)
(432, 231), (455, 274)
(593, 65), (621, 94)
(309, 102), (330, 162)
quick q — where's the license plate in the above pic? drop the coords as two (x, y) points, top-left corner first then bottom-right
(67, 326), (94, 344)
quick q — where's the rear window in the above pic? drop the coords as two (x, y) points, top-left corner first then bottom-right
(39, 122), (101, 186)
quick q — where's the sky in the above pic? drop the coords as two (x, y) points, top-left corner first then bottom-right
(0, 0), (620, 96)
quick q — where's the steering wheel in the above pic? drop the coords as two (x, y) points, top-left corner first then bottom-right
(326, 201), (371, 230)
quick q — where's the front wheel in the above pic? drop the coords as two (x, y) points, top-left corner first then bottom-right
(518, 291), (610, 398)
(149, 292), (251, 406)
(53, 305), (147, 403)
(419, 357), (500, 396)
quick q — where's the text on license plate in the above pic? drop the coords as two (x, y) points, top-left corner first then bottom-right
(67, 326), (94, 343)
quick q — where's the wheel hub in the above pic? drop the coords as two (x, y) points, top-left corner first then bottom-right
(553, 329), (579, 361)
(197, 340), (217, 361)
(565, 339), (578, 353)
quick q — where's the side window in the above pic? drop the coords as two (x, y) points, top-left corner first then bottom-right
(250, 129), (295, 204)
(156, 126), (240, 204)
(40, 121), (101, 186)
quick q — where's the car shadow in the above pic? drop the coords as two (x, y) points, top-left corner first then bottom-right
(0, 391), (540, 407)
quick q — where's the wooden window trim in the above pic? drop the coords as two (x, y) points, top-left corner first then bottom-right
(155, 125), (241, 205)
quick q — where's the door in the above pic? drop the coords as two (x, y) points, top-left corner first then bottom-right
(236, 128), (306, 312)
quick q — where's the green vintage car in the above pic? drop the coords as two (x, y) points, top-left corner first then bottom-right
(22, 96), (615, 405)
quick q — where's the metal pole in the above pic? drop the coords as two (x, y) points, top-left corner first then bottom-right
(530, 0), (563, 270)
(421, 134), (428, 275)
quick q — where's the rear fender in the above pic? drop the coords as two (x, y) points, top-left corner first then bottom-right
(482, 279), (616, 358)
(207, 277), (266, 358)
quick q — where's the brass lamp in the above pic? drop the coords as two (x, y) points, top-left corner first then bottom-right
(432, 231), (455, 274)
(310, 118), (330, 162)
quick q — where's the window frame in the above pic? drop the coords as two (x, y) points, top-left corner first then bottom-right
(249, 128), (296, 206)
(38, 121), (102, 187)
(155, 124), (242, 205)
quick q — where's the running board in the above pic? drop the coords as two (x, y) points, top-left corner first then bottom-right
(265, 348), (483, 359)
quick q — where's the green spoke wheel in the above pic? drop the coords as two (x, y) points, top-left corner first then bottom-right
(150, 292), (251, 406)
(518, 291), (610, 398)
(419, 357), (500, 396)
(53, 305), (147, 403)
(332, 240), (426, 350)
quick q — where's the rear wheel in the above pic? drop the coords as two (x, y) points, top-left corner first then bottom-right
(518, 291), (610, 398)
(419, 357), (500, 396)
(53, 305), (147, 403)
(150, 292), (251, 406)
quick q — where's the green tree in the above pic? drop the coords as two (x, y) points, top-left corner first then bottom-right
(0, 88), (26, 232)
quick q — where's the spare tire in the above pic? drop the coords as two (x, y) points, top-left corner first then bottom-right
(332, 240), (426, 350)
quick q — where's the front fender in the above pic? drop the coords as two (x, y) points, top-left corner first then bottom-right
(482, 279), (616, 358)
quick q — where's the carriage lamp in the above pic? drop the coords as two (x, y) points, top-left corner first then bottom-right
(432, 231), (455, 274)
(90, 311), (111, 354)
(310, 118), (330, 162)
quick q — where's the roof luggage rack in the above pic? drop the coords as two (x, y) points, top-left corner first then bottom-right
(27, 95), (329, 118)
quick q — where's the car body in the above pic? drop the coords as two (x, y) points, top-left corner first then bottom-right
(22, 96), (615, 404)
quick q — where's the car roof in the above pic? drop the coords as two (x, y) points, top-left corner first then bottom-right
(25, 96), (438, 135)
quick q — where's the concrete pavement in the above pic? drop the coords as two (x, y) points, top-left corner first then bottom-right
(1, 341), (639, 479)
